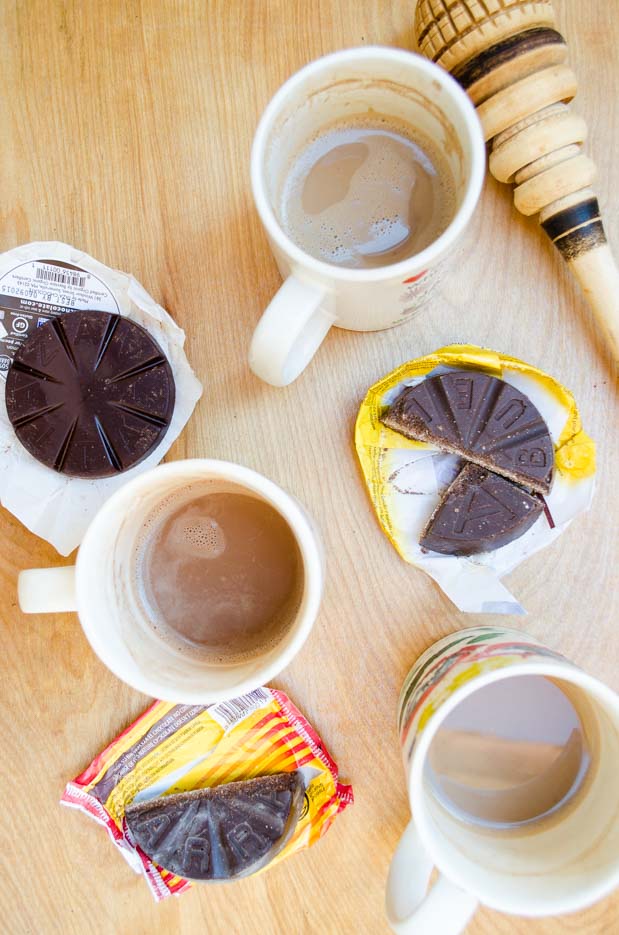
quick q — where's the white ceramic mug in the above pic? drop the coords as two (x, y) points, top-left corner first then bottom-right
(17, 459), (324, 703)
(249, 46), (485, 386)
(386, 626), (619, 933)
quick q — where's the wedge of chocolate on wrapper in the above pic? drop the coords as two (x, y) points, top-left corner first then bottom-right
(126, 773), (305, 882)
(6, 310), (175, 478)
(381, 370), (554, 494)
(420, 462), (544, 556)
(356, 345), (595, 612)
(61, 688), (352, 901)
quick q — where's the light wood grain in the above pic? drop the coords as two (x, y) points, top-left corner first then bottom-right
(0, 2), (617, 934)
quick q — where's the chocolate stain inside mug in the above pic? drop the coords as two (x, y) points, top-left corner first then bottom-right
(425, 675), (591, 829)
(277, 112), (457, 269)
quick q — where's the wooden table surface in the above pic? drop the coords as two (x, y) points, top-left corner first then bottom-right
(1, 2), (617, 933)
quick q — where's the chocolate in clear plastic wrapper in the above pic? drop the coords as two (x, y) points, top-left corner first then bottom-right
(61, 687), (353, 901)
(0, 241), (202, 554)
(355, 345), (596, 614)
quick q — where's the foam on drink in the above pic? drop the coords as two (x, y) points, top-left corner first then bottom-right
(134, 485), (303, 664)
(277, 111), (456, 269)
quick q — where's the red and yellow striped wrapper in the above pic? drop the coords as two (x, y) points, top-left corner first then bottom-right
(61, 687), (353, 900)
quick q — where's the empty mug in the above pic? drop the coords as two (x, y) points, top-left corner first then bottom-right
(249, 46), (485, 386)
(386, 626), (619, 933)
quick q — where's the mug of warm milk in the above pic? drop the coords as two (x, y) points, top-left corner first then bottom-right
(17, 460), (323, 703)
(387, 626), (619, 933)
(249, 46), (485, 386)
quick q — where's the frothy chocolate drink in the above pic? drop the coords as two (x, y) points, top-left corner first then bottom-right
(278, 113), (456, 269)
(135, 486), (303, 663)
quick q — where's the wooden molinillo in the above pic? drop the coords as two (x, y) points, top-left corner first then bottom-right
(414, 0), (619, 364)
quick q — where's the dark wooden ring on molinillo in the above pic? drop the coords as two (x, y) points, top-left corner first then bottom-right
(541, 197), (607, 261)
(549, 219), (608, 262)
(541, 196), (601, 239)
(451, 27), (566, 91)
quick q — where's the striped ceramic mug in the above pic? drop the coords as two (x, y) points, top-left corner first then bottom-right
(386, 626), (619, 934)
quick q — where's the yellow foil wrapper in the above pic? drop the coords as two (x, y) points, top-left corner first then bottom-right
(355, 345), (595, 614)
(62, 688), (352, 900)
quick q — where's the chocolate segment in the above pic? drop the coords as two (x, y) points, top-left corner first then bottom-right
(381, 371), (554, 494)
(5, 311), (175, 478)
(421, 462), (544, 556)
(125, 772), (304, 882)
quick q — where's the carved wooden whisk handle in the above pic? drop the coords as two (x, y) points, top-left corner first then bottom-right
(414, 0), (619, 365)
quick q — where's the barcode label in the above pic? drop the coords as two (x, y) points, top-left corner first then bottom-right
(35, 266), (86, 288)
(209, 687), (272, 731)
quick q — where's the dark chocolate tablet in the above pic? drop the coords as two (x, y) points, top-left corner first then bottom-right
(420, 462), (544, 556)
(5, 311), (175, 478)
(381, 370), (554, 494)
(125, 772), (304, 882)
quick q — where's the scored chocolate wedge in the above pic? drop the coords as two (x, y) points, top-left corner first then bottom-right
(381, 370), (554, 494)
(420, 462), (544, 556)
(125, 772), (305, 882)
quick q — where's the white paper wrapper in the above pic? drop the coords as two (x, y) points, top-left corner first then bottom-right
(0, 242), (202, 555)
(355, 346), (596, 614)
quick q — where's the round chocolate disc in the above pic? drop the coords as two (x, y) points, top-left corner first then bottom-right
(6, 311), (176, 478)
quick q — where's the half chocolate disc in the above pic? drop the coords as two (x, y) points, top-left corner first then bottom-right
(5, 310), (175, 478)
(125, 772), (305, 882)
(381, 370), (554, 494)
(420, 462), (544, 556)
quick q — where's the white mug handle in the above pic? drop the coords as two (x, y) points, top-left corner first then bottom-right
(249, 275), (335, 386)
(386, 821), (478, 935)
(18, 567), (77, 613)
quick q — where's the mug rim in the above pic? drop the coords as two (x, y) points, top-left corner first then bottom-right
(74, 458), (324, 703)
(250, 45), (486, 283)
(407, 659), (619, 917)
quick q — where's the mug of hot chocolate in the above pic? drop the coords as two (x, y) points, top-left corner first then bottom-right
(249, 47), (485, 386)
(17, 459), (323, 702)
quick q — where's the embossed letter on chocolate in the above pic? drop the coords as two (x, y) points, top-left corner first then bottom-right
(381, 370), (554, 494)
(125, 772), (304, 881)
(6, 311), (175, 478)
(420, 462), (544, 555)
